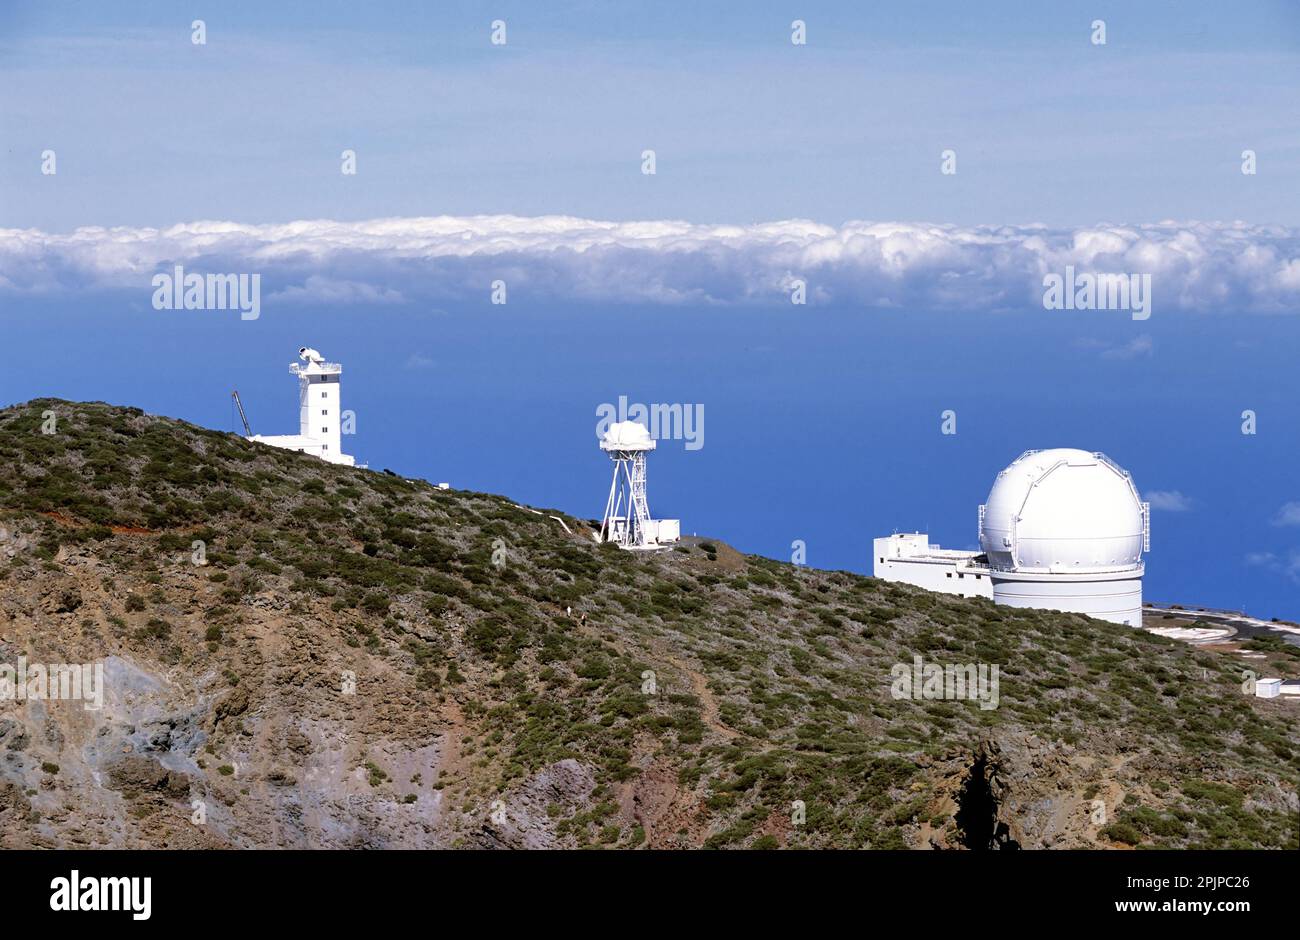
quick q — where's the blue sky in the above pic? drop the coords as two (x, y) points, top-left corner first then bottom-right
(2, 295), (1298, 619)
(1, 1), (1298, 618)
(3, 0), (1300, 228)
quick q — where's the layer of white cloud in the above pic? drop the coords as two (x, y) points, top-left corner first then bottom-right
(1245, 550), (1300, 584)
(1076, 334), (1156, 359)
(1272, 501), (1300, 527)
(403, 352), (436, 370)
(267, 275), (404, 306)
(2, 217), (1299, 311)
(1145, 490), (1194, 512)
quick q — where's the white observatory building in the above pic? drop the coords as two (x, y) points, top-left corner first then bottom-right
(248, 347), (356, 467)
(598, 421), (680, 550)
(875, 449), (1150, 626)
(979, 449), (1149, 625)
(873, 533), (995, 600)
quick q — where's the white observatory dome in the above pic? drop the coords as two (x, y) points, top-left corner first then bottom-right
(979, 448), (1147, 573)
(601, 421), (655, 451)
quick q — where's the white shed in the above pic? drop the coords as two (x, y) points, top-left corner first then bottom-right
(1254, 678), (1282, 699)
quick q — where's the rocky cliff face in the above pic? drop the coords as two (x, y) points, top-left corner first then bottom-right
(0, 400), (1295, 849)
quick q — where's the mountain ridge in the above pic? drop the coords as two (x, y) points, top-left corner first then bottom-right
(0, 399), (1295, 849)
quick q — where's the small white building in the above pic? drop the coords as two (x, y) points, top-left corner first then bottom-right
(1255, 678), (1282, 699)
(249, 347), (356, 467)
(872, 533), (994, 600)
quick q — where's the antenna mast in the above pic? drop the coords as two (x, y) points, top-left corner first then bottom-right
(231, 390), (252, 436)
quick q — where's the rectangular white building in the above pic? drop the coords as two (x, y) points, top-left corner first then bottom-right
(1255, 678), (1282, 699)
(872, 533), (993, 600)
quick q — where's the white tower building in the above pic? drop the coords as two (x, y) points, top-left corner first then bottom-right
(978, 449), (1148, 626)
(249, 347), (356, 467)
(598, 421), (680, 550)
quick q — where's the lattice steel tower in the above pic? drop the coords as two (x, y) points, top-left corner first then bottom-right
(599, 421), (677, 549)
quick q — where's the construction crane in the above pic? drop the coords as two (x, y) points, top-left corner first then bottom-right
(231, 390), (252, 437)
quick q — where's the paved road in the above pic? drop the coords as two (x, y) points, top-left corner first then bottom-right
(1147, 605), (1300, 647)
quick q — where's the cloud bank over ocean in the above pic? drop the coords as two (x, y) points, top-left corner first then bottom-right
(2, 216), (1298, 312)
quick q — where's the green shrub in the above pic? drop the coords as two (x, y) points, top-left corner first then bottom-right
(1101, 821), (1143, 845)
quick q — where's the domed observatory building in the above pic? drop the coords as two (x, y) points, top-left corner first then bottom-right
(978, 449), (1149, 626)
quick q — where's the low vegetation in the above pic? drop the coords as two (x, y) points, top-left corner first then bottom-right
(0, 400), (1294, 849)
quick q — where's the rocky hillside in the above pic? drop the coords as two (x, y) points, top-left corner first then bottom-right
(0, 400), (1295, 849)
